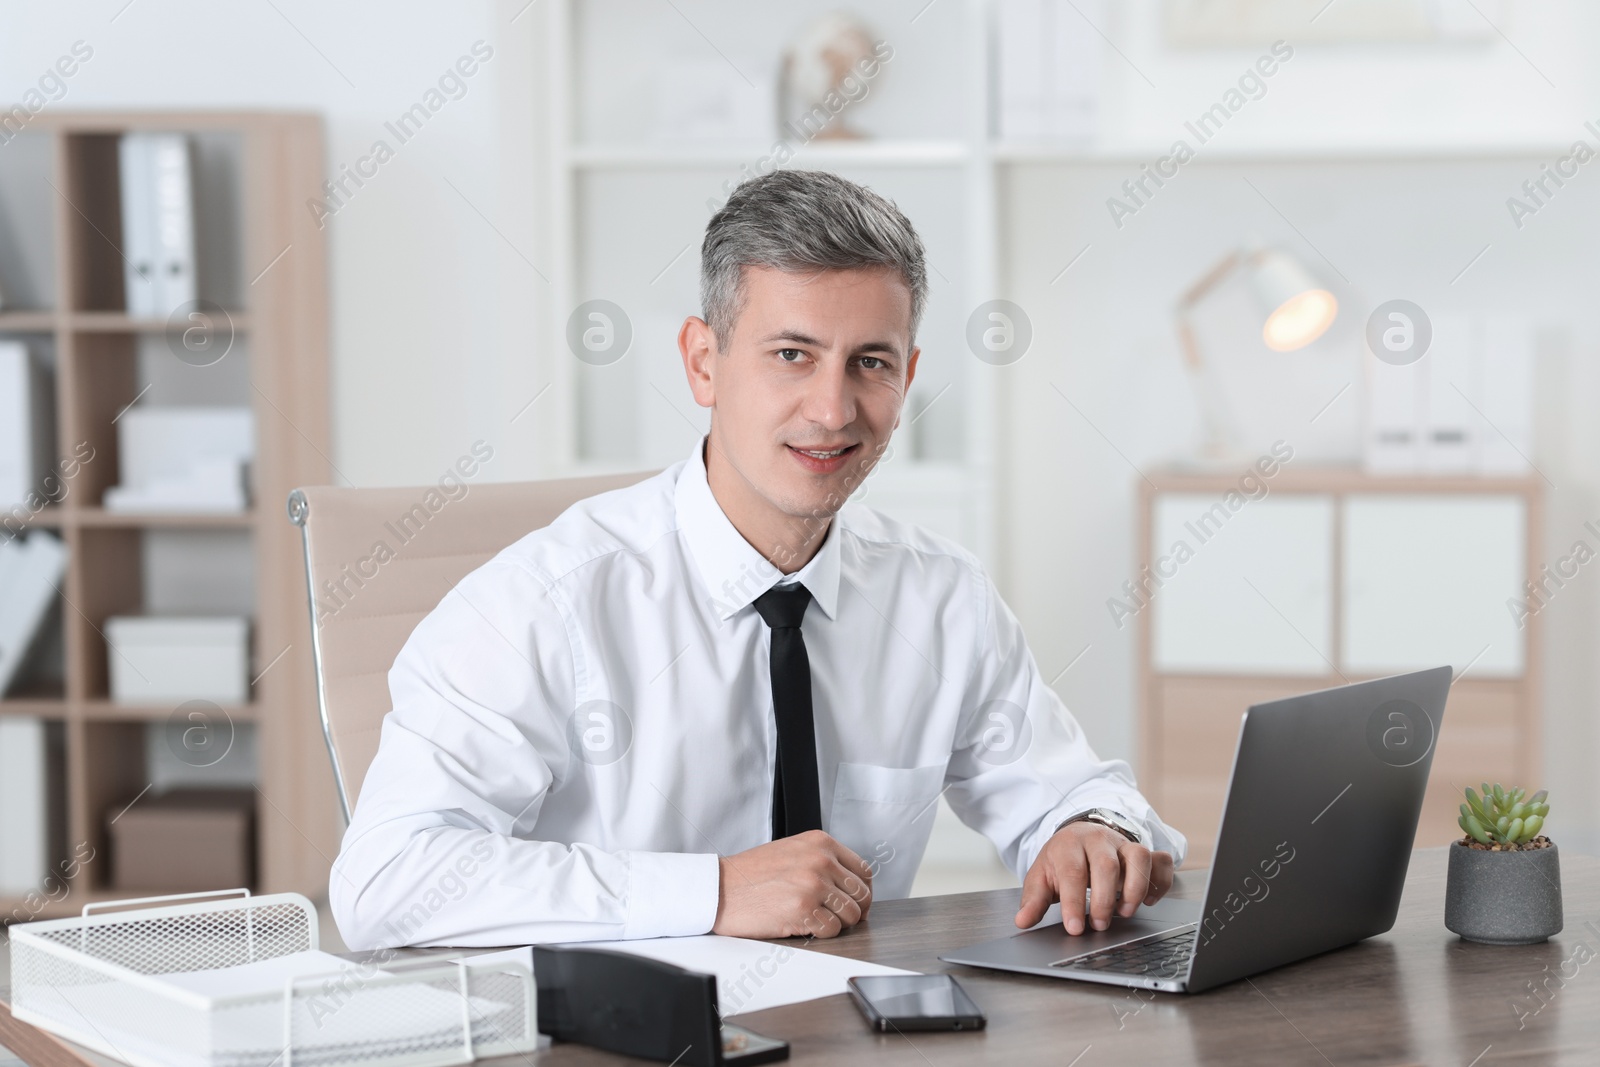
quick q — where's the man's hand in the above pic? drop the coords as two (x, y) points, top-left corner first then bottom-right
(713, 830), (874, 939)
(1014, 822), (1174, 935)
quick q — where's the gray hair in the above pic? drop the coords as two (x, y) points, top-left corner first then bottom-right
(700, 169), (927, 351)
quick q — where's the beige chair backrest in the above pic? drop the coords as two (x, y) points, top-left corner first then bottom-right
(288, 471), (655, 820)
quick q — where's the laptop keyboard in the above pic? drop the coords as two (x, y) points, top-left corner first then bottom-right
(1053, 928), (1196, 979)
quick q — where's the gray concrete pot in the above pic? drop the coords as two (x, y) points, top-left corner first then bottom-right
(1444, 840), (1563, 945)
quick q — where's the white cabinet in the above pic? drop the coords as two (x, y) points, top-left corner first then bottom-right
(1152, 494), (1334, 675)
(1150, 488), (1529, 678)
(1342, 494), (1525, 677)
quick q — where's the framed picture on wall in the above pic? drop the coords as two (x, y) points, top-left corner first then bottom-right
(1162, 0), (1501, 47)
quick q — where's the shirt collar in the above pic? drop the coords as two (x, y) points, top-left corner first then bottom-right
(675, 436), (841, 623)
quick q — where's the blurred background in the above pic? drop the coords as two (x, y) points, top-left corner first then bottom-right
(1, 0), (1598, 956)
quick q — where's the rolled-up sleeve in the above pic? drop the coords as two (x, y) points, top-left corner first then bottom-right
(942, 572), (1187, 879)
(329, 557), (720, 949)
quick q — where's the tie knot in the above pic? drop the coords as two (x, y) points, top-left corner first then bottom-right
(753, 582), (812, 629)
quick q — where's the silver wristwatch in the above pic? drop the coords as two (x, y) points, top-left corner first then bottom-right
(1057, 808), (1148, 847)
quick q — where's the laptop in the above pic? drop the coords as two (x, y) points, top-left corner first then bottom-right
(940, 666), (1451, 994)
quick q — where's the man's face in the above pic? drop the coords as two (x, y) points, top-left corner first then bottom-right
(682, 264), (919, 531)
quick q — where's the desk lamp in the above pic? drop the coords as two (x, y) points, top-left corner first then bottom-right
(1174, 247), (1337, 461)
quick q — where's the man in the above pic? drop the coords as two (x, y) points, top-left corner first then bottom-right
(331, 169), (1185, 950)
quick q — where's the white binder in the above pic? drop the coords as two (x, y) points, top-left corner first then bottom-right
(1477, 316), (1534, 475)
(119, 132), (197, 317)
(0, 529), (67, 696)
(119, 133), (158, 316)
(0, 340), (53, 509)
(1422, 315), (1476, 474)
(995, 0), (1103, 140)
(0, 717), (56, 895)
(1363, 354), (1423, 474)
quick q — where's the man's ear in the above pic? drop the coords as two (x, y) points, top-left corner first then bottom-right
(680, 316), (717, 408)
(892, 344), (922, 430)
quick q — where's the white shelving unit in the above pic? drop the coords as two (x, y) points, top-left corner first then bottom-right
(567, 141), (973, 169)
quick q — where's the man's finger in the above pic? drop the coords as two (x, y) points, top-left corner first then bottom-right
(837, 868), (873, 907)
(1145, 851), (1176, 905)
(810, 832), (874, 918)
(824, 835), (874, 888)
(819, 882), (863, 928)
(1055, 848), (1090, 936)
(799, 903), (843, 939)
(828, 861), (871, 916)
(1119, 844), (1153, 918)
(842, 861), (875, 919)
(1014, 855), (1054, 929)
(1086, 843), (1121, 931)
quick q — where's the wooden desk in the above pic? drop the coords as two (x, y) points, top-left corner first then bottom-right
(4, 850), (1598, 1066)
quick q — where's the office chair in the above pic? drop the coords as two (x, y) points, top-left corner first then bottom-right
(287, 469), (654, 821)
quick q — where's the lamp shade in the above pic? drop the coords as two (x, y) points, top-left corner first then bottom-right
(1249, 249), (1337, 352)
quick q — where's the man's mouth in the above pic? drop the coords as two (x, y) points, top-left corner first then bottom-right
(787, 443), (860, 473)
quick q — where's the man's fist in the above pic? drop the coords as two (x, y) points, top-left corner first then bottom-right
(713, 830), (874, 939)
(1014, 821), (1174, 935)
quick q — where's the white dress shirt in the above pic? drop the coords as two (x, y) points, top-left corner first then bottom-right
(331, 438), (1185, 950)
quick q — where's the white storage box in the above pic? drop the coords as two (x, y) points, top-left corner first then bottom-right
(105, 616), (250, 704)
(7, 889), (538, 1067)
(105, 406), (253, 513)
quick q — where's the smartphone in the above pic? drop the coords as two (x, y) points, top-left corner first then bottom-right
(719, 1023), (790, 1064)
(846, 975), (987, 1032)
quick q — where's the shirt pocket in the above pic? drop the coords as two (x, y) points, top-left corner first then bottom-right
(828, 761), (947, 900)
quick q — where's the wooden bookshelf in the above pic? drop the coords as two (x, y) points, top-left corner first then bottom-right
(0, 112), (334, 922)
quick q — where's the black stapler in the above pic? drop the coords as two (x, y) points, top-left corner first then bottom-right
(534, 944), (790, 1065)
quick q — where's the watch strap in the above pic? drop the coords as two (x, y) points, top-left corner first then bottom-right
(1056, 808), (1147, 846)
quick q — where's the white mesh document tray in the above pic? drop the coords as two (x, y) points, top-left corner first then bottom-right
(8, 889), (537, 1067)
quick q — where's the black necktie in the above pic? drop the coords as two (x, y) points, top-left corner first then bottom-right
(752, 582), (821, 839)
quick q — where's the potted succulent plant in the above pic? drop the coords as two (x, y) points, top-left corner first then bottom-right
(1445, 783), (1562, 945)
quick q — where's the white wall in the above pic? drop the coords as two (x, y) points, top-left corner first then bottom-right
(1088, 2), (1600, 154)
(1, 0), (544, 487)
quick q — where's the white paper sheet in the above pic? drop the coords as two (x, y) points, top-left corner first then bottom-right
(155, 946), (535, 1001)
(449, 945), (535, 975)
(159, 948), (353, 998)
(580, 935), (916, 1016)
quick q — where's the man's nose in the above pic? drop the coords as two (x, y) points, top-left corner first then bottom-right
(801, 358), (856, 431)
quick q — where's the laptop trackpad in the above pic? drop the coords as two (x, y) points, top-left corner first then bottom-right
(995, 897), (1201, 968)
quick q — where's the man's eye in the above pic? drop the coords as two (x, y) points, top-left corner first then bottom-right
(859, 356), (885, 370)
(777, 348), (804, 362)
